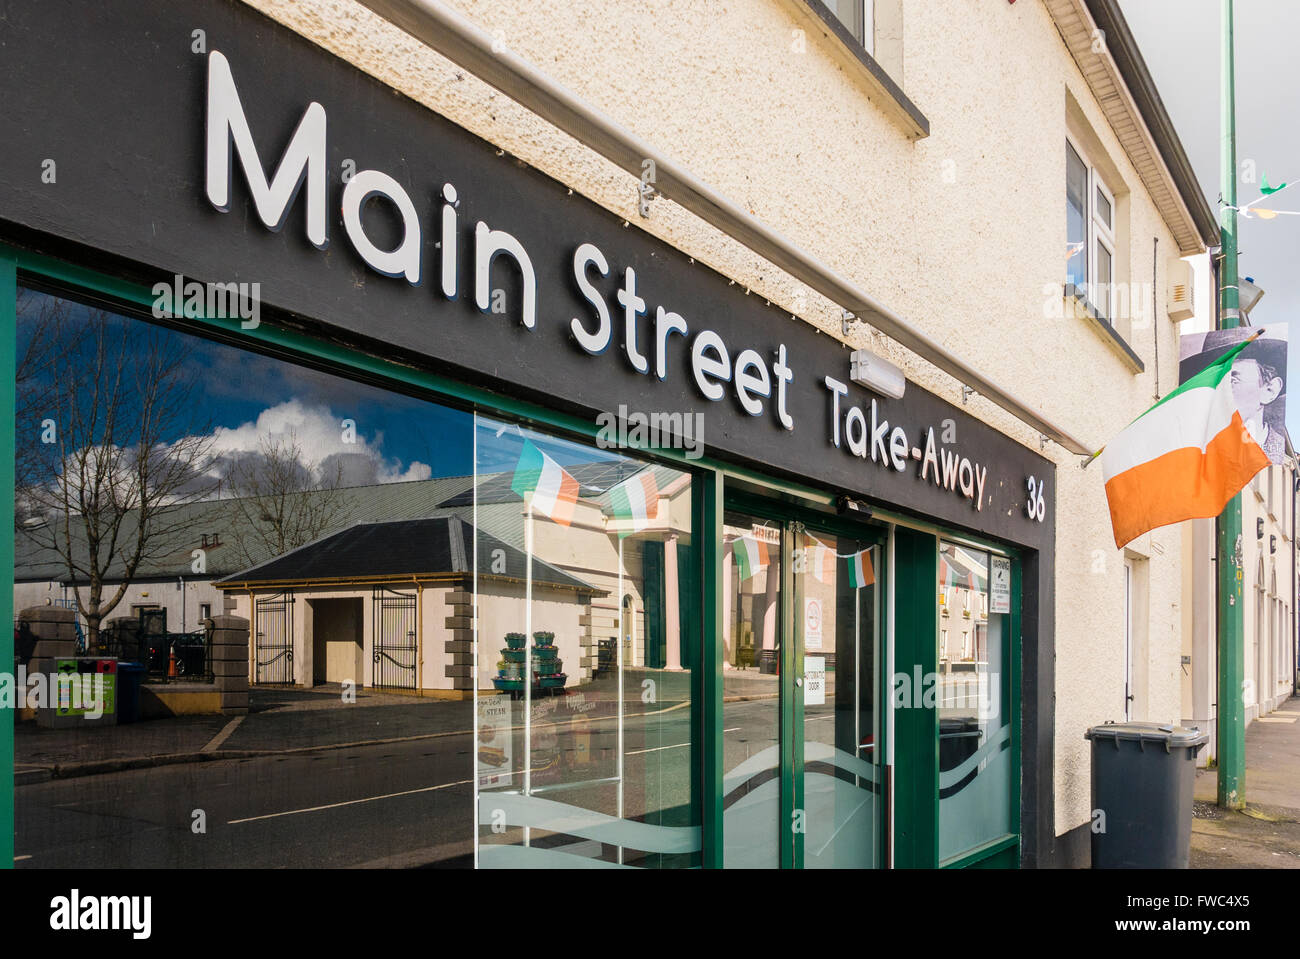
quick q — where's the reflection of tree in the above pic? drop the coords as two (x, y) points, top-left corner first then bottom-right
(15, 290), (88, 524)
(222, 432), (357, 569)
(19, 302), (215, 643)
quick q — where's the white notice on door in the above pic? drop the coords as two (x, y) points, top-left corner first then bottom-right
(990, 555), (1011, 614)
(804, 597), (823, 650)
(804, 657), (826, 706)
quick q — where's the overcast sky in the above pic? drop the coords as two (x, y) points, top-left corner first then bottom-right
(1120, 0), (1300, 436)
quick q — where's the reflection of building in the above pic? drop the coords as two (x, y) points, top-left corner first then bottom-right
(16, 462), (693, 699)
(938, 546), (990, 675)
(217, 462), (690, 696)
(217, 516), (599, 693)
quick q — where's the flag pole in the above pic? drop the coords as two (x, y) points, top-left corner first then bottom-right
(616, 532), (625, 865)
(524, 492), (534, 844)
(1217, 0), (1246, 810)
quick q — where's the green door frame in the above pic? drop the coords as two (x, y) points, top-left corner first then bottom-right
(893, 525), (1024, 869)
(892, 525), (940, 868)
(725, 489), (889, 869)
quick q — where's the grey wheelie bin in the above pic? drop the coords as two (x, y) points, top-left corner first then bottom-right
(1085, 721), (1209, 868)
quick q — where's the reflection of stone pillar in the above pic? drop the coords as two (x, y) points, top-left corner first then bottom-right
(761, 564), (779, 651)
(665, 535), (681, 670)
(722, 551), (733, 667)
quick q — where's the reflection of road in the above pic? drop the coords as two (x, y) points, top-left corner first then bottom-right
(16, 689), (697, 868)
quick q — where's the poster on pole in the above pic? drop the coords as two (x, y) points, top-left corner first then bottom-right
(1179, 324), (1289, 464)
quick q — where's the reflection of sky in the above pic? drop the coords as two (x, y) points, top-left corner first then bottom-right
(473, 417), (623, 476)
(19, 288), (474, 480)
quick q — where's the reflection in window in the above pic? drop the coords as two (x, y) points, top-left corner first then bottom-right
(12, 285), (496, 868)
(937, 542), (1013, 863)
(796, 529), (880, 869)
(719, 513), (782, 867)
(473, 418), (696, 868)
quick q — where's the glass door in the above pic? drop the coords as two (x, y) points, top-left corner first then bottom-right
(793, 524), (883, 869)
(720, 503), (884, 868)
(721, 510), (784, 867)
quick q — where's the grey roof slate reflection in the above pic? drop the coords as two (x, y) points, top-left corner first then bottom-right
(14, 460), (664, 587)
(215, 515), (597, 592)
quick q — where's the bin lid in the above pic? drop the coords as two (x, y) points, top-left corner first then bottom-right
(1085, 721), (1208, 748)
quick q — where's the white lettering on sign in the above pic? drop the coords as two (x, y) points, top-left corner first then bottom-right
(205, 51), (327, 248)
(823, 395), (994, 513)
(201, 49), (1045, 529)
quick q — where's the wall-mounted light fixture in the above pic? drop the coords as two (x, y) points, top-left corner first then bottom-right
(850, 349), (906, 400)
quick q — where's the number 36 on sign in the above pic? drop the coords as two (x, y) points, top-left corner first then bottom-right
(1026, 476), (1047, 522)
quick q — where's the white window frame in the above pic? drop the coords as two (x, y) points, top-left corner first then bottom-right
(825, 0), (875, 56)
(1093, 177), (1116, 321)
(1066, 135), (1117, 322)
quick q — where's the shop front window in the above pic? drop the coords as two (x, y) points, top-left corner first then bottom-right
(14, 284), (500, 867)
(472, 417), (697, 868)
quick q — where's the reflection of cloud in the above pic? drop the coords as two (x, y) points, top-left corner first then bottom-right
(203, 399), (431, 486)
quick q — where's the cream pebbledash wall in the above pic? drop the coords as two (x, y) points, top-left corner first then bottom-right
(239, 0), (1197, 845)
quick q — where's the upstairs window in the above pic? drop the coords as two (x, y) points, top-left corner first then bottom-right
(825, 0), (875, 56)
(1066, 138), (1117, 322)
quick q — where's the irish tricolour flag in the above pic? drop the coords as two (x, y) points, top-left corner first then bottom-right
(846, 549), (874, 589)
(733, 536), (769, 581)
(610, 472), (659, 538)
(511, 440), (580, 527)
(1101, 335), (1271, 549)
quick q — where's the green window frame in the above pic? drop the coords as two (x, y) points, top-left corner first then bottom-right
(1, 242), (1023, 870)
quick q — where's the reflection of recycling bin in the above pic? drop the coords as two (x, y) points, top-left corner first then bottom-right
(939, 717), (982, 793)
(117, 662), (147, 724)
(758, 649), (779, 674)
(1085, 722), (1208, 869)
(37, 657), (119, 728)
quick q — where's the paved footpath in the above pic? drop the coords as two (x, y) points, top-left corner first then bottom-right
(1191, 695), (1300, 868)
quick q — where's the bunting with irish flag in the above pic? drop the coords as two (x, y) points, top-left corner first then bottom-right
(846, 549), (874, 589)
(511, 439), (580, 527)
(733, 536), (769, 581)
(609, 471), (659, 538)
(1100, 333), (1272, 549)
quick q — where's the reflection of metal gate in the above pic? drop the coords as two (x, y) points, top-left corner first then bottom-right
(254, 593), (294, 685)
(372, 588), (417, 689)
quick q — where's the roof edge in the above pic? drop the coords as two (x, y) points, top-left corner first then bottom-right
(1083, 0), (1220, 248)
